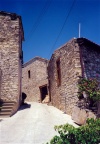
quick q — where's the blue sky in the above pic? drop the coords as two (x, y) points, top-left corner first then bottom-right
(0, 0), (100, 63)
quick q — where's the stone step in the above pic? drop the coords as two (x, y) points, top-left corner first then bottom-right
(1, 105), (14, 108)
(2, 102), (15, 106)
(2, 101), (15, 103)
(0, 101), (16, 118)
(0, 111), (11, 115)
(0, 108), (12, 112)
(0, 115), (10, 118)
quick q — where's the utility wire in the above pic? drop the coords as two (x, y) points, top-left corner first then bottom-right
(48, 0), (76, 57)
(26, 0), (52, 42)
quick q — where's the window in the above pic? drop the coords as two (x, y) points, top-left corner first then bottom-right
(28, 70), (31, 78)
(56, 58), (61, 86)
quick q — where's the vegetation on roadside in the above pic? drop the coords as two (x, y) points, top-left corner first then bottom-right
(46, 118), (100, 144)
(47, 78), (100, 144)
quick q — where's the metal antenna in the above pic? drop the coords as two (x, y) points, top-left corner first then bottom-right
(79, 23), (81, 38)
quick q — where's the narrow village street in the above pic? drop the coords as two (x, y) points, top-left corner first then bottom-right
(0, 102), (77, 144)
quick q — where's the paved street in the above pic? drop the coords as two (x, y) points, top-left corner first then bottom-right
(0, 102), (77, 144)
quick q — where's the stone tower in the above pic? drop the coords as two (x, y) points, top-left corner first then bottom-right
(0, 11), (24, 116)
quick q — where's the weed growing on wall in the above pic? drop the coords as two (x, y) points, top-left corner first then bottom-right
(78, 77), (100, 104)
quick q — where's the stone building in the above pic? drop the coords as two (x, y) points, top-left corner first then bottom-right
(0, 11), (24, 116)
(22, 57), (48, 102)
(48, 38), (100, 115)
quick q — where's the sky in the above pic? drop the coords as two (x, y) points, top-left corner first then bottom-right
(0, 0), (100, 63)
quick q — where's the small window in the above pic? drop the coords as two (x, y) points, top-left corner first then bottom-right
(56, 58), (61, 86)
(28, 70), (31, 78)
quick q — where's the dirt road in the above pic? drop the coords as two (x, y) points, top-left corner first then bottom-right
(0, 102), (77, 144)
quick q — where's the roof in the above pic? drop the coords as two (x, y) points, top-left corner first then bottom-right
(76, 38), (100, 50)
(54, 37), (100, 53)
(23, 56), (49, 67)
(49, 37), (100, 62)
(0, 11), (24, 41)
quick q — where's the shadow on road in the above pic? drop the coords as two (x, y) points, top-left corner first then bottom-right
(18, 92), (31, 111)
(18, 103), (31, 111)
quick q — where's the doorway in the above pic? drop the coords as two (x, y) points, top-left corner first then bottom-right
(40, 85), (48, 102)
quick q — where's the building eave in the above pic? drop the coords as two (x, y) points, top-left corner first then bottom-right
(23, 56), (49, 68)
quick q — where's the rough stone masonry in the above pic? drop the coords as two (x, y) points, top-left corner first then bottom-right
(22, 57), (48, 102)
(48, 38), (100, 115)
(1, 11), (100, 116)
(0, 11), (24, 115)
(22, 38), (100, 115)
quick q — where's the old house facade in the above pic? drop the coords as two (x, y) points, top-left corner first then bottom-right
(22, 57), (48, 102)
(0, 11), (24, 116)
(22, 38), (100, 115)
(1, 11), (99, 116)
(48, 38), (100, 114)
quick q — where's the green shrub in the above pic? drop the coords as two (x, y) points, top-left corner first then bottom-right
(47, 118), (100, 144)
(78, 78), (100, 103)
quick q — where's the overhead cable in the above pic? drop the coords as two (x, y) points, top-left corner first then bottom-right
(48, 0), (76, 57)
(26, 0), (52, 42)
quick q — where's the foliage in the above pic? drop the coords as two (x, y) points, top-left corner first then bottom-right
(46, 118), (100, 144)
(78, 77), (100, 102)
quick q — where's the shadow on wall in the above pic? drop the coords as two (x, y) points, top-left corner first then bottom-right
(18, 92), (31, 111)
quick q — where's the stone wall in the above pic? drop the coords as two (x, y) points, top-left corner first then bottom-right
(0, 12), (24, 113)
(0, 69), (1, 99)
(48, 39), (82, 114)
(22, 57), (48, 102)
(48, 38), (100, 115)
(79, 40), (100, 81)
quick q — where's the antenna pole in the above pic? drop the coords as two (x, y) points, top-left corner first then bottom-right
(79, 23), (81, 38)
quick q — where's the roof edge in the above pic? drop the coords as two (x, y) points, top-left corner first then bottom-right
(0, 11), (20, 18)
(49, 37), (100, 61)
(23, 56), (49, 68)
(76, 38), (100, 48)
(0, 11), (24, 41)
